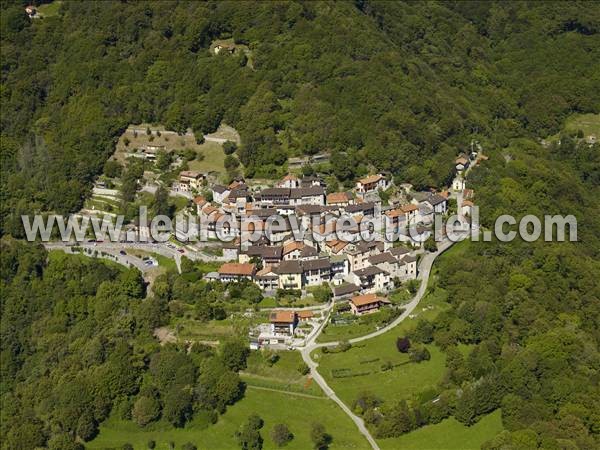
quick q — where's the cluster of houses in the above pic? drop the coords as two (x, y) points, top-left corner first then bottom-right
(186, 172), (461, 305)
(188, 158), (477, 348)
(251, 292), (394, 347)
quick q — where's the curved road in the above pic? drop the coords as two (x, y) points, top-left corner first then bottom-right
(46, 234), (462, 450)
(298, 237), (461, 450)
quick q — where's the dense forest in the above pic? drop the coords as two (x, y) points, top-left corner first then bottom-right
(0, 240), (254, 449)
(1, 0), (599, 235)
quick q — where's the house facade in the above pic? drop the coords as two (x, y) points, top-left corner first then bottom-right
(350, 294), (389, 315)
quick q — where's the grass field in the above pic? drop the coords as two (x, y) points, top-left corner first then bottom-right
(37, 1), (62, 17)
(564, 113), (600, 136)
(113, 123), (238, 175)
(313, 253), (455, 407)
(188, 140), (227, 173)
(379, 409), (503, 450)
(316, 341), (447, 407)
(89, 388), (370, 450)
(242, 350), (323, 397)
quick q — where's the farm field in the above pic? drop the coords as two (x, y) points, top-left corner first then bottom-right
(313, 247), (459, 407)
(378, 410), (503, 450)
(88, 388), (370, 450)
(242, 350), (323, 397)
(546, 112), (600, 143)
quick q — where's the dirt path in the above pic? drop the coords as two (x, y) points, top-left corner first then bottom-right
(245, 384), (326, 399)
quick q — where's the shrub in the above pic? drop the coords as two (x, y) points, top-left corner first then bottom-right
(409, 345), (431, 363)
(298, 362), (310, 375)
(396, 336), (411, 353)
(132, 396), (161, 427)
(247, 413), (264, 430)
(381, 360), (393, 371)
(310, 422), (331, 450)
(182, 443), (197, 450)
(271, 423), (293, 447)
(223, 141), (238, 155)
(338, 340), (351, 352)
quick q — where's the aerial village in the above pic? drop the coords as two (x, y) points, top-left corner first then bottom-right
(164, 147), (483, 349)
(86, 125), (484, 349)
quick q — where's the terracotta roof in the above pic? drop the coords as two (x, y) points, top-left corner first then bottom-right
(327, 192), (352, 204)
(359, 174), (383, 185)
(326, 239), (348, 254)
(218, 263), (256, 276)
(351, 293), (385, 307)
(283, 241), (304, 255)
(462, 200), (474, 207)
(269, 311), (296, 323)
(401, 204), (418, 212)
(297, 310), (314, 319)
(455, 156), (468, 165)
(282, 174), (298, 181)
(193, 195), (207, 205)
(256, 265), (278, 278)
(202, 205), (218, 215)
(385, 208), (403, 218)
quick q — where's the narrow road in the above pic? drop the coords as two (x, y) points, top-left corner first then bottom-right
(43, 242), (153, 274)
(298, 236), (461, 450)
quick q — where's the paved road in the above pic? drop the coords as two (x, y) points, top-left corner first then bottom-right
(44, 239), (230, 274)
(298, 236), (462, 450)
(43, 242), (154, 274)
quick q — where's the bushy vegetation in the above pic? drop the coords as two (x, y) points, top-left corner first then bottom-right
(2, 1), (599, 235)
(0, 240), (246, 448)
(357, 139), (600, 447)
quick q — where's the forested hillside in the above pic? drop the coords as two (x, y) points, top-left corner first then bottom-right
(2, 2), (600, 449)
(355, 137), (600, 449)
(0, 240), (251, 449)
(2, 1), (599, 235)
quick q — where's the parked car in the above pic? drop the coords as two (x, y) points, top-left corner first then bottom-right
(119, 250), (126, 256)
(177, 248), (185, 253)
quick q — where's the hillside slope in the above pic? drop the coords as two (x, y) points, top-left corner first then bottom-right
(1, 1), (600, 235)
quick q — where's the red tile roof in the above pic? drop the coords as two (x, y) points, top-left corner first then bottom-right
(269, 311), (296, 323)
(351, 293), (385, 307)
(218, 263), (256, 276)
